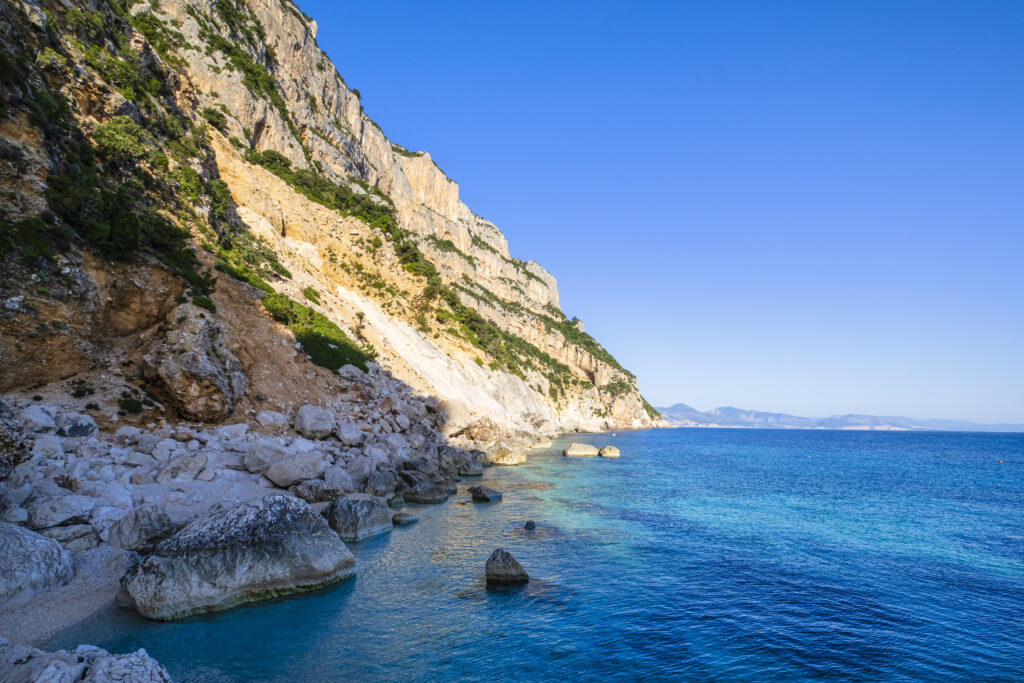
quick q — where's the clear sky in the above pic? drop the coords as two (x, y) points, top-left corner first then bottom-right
(296, 0), (1024, 423)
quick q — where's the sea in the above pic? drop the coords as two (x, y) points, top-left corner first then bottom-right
(50, 429), (1024, 681)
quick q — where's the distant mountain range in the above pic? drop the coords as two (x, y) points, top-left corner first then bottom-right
(655, 404), (1024, 433)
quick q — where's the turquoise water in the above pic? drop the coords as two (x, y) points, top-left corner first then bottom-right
(51, 429), (1024, 681)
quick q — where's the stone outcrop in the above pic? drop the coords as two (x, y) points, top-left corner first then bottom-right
(0, 639), (172, 683)
(488, 448), (526, 466)
(325, 496), (393, 542)
(293, 405), (335, 440)
(106, 505), (177, 553)
(563, 443), (600, 457)
(0, 523), (74, 608)
(143, 304), (246, 422)
(117, 495), (356, 620)
(599, 446), (621, 458)
(469, 486), (502, 502)
(485, 548), (529, 585)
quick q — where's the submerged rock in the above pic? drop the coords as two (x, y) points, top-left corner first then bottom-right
(598, 446), (620, 458)
(487, 447), (525, 466)
(0, 639), (172, 682)
(468, 485), (502, 502)
(399, 470), (449, 504)
(392, 511), (419, 526)
(457, 458), (484, 477)
(117, 495), (356, 620)
(562, 442), (599, 457)
(325, 496), (393, 542)
(485, 548), (529, 585)
(524, 520), (536, 530)
(0, 523), (74, 608)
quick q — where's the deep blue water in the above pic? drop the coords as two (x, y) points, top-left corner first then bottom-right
(50, 429), (1024, 681)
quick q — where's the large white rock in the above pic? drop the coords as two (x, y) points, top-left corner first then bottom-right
(245, 439), (289, 473)
(26, 493), (99, 530)
(488, 447), (525, 466)
(107, 505), (177, 552)
(293, 405), (334, 439)
(142, 304), (246, 422)
(598, 446), (621, 458)
(263, 451), (328, 487)
(0, 523), (74, 607)
(0, 639), (172, 682)
(334, 421), (364, 446)
(562, 442), (599, 457)
(19, 405), (57, 434)
(117, 495), (356, 620)
(56, 412), (98, 438)
(324, 466), (356, 493)
(155, 452), (208, 483)
(435, 398), (473, 436)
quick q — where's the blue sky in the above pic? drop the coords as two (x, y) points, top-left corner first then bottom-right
(297, 0), (1024, 423)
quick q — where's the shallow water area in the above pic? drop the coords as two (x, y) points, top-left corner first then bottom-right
(50, 429), (1024, 681)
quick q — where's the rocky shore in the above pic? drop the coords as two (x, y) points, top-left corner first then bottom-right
(0, 361), (552, 677)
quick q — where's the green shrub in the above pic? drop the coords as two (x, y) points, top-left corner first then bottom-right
(94, 116), (151, 165)
(191, 294), (216, 312)
(201, 107), (229, 132)
(0, 216), (71, 261)
(261, 293), (373, 371)
(302, 286), (320, 304)
(215, 258), (273, 293)
(118, 398), (143, 414)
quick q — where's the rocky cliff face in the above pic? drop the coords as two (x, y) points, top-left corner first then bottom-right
(0, 0), (664, 438)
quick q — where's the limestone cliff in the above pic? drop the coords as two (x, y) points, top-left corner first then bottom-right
(0, 0), (665, 440)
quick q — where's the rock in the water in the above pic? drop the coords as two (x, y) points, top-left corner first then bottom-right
(562, 442), (599, 457)
(325, 496), (393, 542)
(56, 412), (98, 438)
(292, 479), (341, 504)
(399, 470), (448, 504)
(106, 505), (177, 552)
(468, 485), (502, 502)
(392, 511), (418, 526)
(488, 447), (525, 466)
(117, 495), (356, 620)
(0, 639), (172, 682)
(457, 459), (484, 477)
(263, 451), (328, 488)
(293, 405), (334, 439)
(485, 548), (529, 585)
(524, 520), (536, 530)
(598, 445), (620, 458)
(142, 304), (246, 422)
(0, 523), (74, 607)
